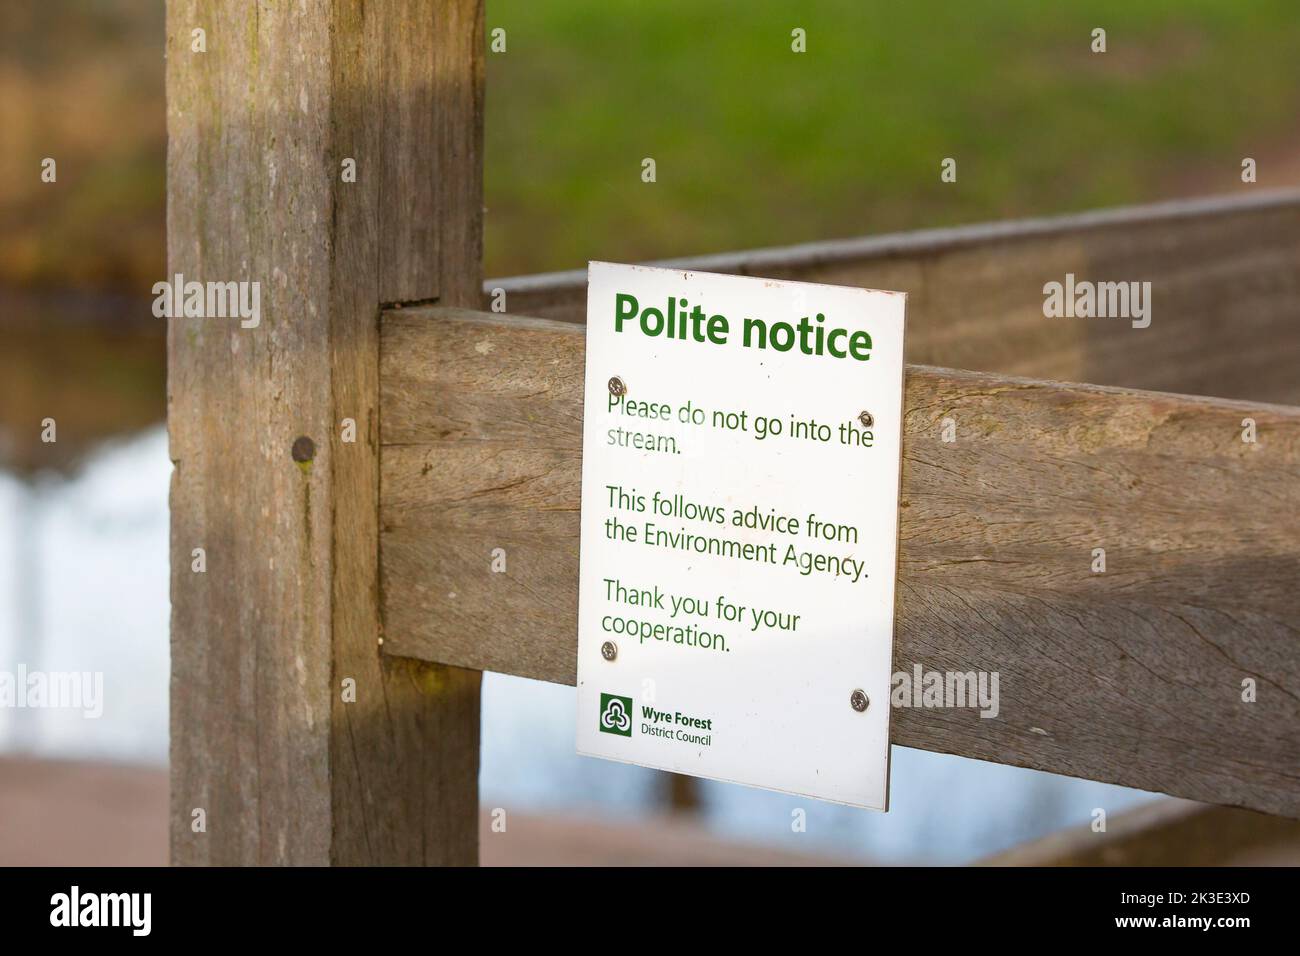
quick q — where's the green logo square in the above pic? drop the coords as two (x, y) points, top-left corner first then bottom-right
(598, 693), (633, 737)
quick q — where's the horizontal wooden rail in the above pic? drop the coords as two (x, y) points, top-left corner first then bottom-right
(979, 798), (1300, 866)
(379, 306), (1300, 817)
(483, 190), (1300, 406)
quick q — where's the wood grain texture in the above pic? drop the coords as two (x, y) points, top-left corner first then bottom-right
(168, 0), (483, 866)
(484, 191), (1300, 405)
(376, 0), (484, 305)
(380, 307), (1300, 817)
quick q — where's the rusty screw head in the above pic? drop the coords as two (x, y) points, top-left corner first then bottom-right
(600, 641), (618, 661)
(291, 436), (316, 463)
(850, 689), (869, 712)
(608, 376), (627, 398)
(858, 410), (874, 428)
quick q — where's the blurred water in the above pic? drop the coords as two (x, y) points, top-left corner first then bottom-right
(0, 427), (1157, 863)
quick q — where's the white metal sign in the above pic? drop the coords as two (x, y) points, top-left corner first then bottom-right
(575, 262), (907, 810)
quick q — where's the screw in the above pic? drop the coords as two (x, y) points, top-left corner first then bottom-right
(291, 436), (316, 463)
(601, 641), (618, 661)
(858, 411), (874, 428)
(850, 689), (869, 712)
(608, 376), (627, 397)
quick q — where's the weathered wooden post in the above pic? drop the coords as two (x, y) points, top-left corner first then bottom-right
(166, 1), (484, 864)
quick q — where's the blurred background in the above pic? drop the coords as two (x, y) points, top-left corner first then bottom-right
(2, 0), (1299, 864)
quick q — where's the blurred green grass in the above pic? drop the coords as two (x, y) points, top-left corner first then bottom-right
(484, 0), (1300, 274)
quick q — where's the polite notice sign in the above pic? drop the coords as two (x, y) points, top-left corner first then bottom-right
(575, 262), (906, 810)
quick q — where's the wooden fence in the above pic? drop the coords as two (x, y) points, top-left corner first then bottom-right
(166, 1), (1299, 864)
